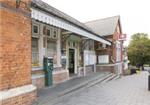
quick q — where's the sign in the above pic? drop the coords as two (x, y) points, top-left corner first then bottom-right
(61, 56), (66, 67)
(84, 50), (96, 66)
(98, 55), (109, 64)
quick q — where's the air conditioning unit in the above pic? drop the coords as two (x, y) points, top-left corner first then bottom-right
(102, 43), (106, 48)
(98, 43), (106, 49)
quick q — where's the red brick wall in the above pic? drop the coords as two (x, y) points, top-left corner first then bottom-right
(0, 0), (31, 90)
(85, 65), (94, 74)
(32, 77), (45, 89)
(31, 69), (69, 88)
(96, 65), (115, 73)
(53, 71), (69, 84)
(0, 0), (31, 9)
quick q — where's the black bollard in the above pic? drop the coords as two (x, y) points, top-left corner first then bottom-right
(148, 75), (150, 91)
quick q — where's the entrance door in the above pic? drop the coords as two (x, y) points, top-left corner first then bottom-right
(69, 49), (75, 74)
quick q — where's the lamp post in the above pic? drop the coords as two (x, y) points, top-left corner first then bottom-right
(148, 70), (150, 91)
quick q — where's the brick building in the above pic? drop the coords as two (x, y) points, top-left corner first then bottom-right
(30, 0), (111, 88)
(0, 0), (126, 105)
(85, 16), (126, 75)
(0, 0), (36, 105)
(0, 0), (111, 104)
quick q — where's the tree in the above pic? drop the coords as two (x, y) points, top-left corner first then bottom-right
(128, 33), (150, 68)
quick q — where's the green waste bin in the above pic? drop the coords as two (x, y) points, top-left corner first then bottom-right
(43, 57), (53, 86)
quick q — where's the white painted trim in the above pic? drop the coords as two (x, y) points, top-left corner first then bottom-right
(31, 8), (111, 45)
(53, 65), (62, 68)
(115, 62), (123, 65)
(97, 62), (123, 66)
(0, 85), (36, 101)
(52, 70), (69, 75)
(32, 74), (45, 79)
(32, 67), (43, 71)
(32, 65), (62, 71)
(31, 70), (69, 79)
(74, 48), (78, 74)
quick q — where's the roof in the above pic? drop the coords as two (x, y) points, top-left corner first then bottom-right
(31, 0), (94, 34)
(85, 16), (120, 36)
(31, 0), (112, 43)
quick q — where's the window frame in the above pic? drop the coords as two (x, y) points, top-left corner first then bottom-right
(46, 26), (53, 38)
(32, 23), (40, 38)
(47, 40), (57, 65)
(52, 28), (58, 39)
(31, 37), (40, 67)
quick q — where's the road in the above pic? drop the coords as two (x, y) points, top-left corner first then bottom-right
(46, 71), (150, 105)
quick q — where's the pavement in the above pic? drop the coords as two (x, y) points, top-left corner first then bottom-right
(33, 71), (116, 105)
(144, 67), (150, 71)
(42, 71), (150, 105)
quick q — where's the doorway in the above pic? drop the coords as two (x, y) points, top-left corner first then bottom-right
(68, 49), (75, 74)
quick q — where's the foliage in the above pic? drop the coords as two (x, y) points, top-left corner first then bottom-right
(128, 33), (150, 66)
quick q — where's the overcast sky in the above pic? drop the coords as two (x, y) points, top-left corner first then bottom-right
(42, 0), (150, 46)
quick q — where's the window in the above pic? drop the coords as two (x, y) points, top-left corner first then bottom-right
(32, 23), (40, 38)
(47, 29), (51, 36)
(32, 38), (39, 67)
(68, 42), (71, 47)
(68, 41), (77, 48)
(34, 26), (38, 33)
(52, 28), (58, 39)
(47, 41), (56, 56)
(43, 26), (52, 37)
(33, 25), (39, 34)
(89, 40), (94, 50)
(72, 42), (76, 47)
(43, 26), (47, 35)
(47, 40), (57, 65)
(102, 43), (106, 48)
(84, 40), (94, 50)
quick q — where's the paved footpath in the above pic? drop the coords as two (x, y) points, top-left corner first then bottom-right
(46, 71), (150, 105)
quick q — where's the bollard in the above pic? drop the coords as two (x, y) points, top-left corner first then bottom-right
(148, 75), (150, 91)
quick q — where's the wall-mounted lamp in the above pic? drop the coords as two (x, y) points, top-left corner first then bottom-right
(16, 0), (30, 10)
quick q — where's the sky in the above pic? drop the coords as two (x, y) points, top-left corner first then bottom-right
(42, 0), (150, 46)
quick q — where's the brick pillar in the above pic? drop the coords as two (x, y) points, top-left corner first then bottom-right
(0, 0), (36, 105)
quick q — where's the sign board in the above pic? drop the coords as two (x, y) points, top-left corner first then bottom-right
(61, 56), (66, 67)
(98, 55), (109, 64)
(84, 50), (96, 66)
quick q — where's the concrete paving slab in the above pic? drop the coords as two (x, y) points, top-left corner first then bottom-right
(33, 71), (112, 105)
